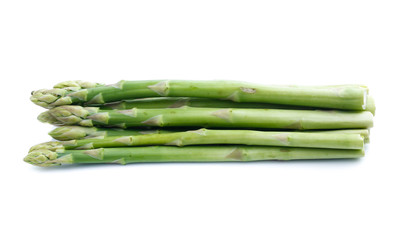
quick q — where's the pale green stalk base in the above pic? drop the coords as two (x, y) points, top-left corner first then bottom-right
(366, 95), (376, 115)
(312, 129), (370, 143)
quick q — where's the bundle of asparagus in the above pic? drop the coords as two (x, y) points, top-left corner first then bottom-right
(25, 80), (375, 167)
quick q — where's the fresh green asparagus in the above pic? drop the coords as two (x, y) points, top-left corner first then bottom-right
(31, 80), (368, 110)
(39, 106), (373, 130)
(24, 146), (365, 167)
(101, 97), (317, 110)
(103, 96), (376, 115)
(49, 126), (371, 143)
(31, 129), (365, 152)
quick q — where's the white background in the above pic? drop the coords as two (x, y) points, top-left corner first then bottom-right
(0, 1), (395, 239)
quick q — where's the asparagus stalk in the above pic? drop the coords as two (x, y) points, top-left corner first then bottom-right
(104, 96), (376, 115)
(49, 126), (370, 143)
(31, 129), (365, 152)
(49, 126), (370, 142)
(24, 146), (365, 167)
(31, 80), (368, 110)
(39, 106), (373, 130)
(101, 97), (317, 110)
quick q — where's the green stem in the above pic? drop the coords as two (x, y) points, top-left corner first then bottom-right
(102, 97), (317, 110)
(49, 126), (370, 142)
(24, 146), (364, 167)
(31, 129), (364, 152)
(40, 106), (374, 130)
(31, 80), (368, 110)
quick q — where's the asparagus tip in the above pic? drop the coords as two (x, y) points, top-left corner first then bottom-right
(24, 149), (64, 167)
(30, 88), (70, 109)
(44, 106), (92, 126)
(49, 126), (95, 140)
(53, 80), (99, 90)
(38, 111), (63, 125)
(29, 142), (65, 152)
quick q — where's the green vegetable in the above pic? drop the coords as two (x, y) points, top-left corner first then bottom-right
(49, 126), (370, 143)
(31, 80), (368, 110)
(101, 97), (316, 110)
(103, 96), (375, 115)
(24, 146), (365, 167)
(39, 106), (373, 130)
(31, 129), (364, 152)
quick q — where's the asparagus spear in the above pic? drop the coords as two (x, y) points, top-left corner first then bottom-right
(48, 126), (370, 142)
(39, 106), (373, 130)
(104, 96), (376, 115)
(24, 146), (365, 167)
(31, 80), (368, 110)
(101, 97), (317, 110)
(31, 129), (365, 152)
(49, 126), (371, 143)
